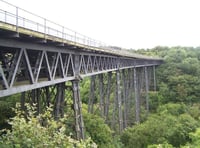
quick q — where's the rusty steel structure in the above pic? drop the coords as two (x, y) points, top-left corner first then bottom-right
(0, 0), (163, 140)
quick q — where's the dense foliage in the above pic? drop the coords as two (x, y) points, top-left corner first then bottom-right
(83, 107), (114, 147)
(1, 46), (200, 147)
(137, 46), (200, 105)
(0, 103), (96, 148)
(121, 103), (199, 147)
(120, 46), (200, 147)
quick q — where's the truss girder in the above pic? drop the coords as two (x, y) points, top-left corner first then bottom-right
(0, 39), (162, 97)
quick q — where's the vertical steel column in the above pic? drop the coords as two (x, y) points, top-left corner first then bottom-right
(72, 80), (84, 140)
(116, 70), (123, 133)
(122, 69), (127, 128)
(153, 66), (156, 91)
(105, 72), (112, 122)
(99, 74), (104, 117)
(88, 75), (95, 113)
(126, 68), (132, 126)
(72, 54), (84, 140)
(137, 68), (144, 109)
(54, 83), (65, 120)
(134, 68), (140, 123)
(112, 82), (117, 130)
(144, 67), (149, 113)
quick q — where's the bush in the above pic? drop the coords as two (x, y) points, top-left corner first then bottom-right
(83, 107), (114, 147)
(0, 103), (96, 148)
(120, 105), (198, 147)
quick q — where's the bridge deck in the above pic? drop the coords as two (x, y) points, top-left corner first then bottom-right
(0, 21), (159, 60)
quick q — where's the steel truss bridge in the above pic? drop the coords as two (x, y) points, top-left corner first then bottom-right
(0, 0), (163, 140)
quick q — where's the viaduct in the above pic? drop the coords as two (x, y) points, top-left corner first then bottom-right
(0, 0), (163, 140)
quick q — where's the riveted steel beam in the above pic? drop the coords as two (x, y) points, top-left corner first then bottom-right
(0, 39), (161, 97)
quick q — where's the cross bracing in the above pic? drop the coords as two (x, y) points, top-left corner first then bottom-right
(0, 38), (162, 97)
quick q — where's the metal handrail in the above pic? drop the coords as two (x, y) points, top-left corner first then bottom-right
(0, 0), (110, 50)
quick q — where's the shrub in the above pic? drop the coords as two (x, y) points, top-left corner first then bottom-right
(0, 103), (96, 148)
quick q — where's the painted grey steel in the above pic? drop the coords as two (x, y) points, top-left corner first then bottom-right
(99, 74), (104, 117)
(144, 67), (149, 113)
(105, 72), (112, 122)
(116, 70), (123, 133)
(153, 66), (156, 91)
(122, 69), (128, 128)
(0, 39), (162, 97)
(134, 68), (140, 123)
(88, 75), (95, 113)
(72, 80), (84, 140)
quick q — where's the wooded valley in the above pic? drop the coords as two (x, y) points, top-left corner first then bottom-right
(1, 46), (200, 147)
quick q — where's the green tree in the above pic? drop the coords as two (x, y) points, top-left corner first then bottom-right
(121, 103), (198, 147)
(82, 105), (114, 148)
(0, 103), (96, 148)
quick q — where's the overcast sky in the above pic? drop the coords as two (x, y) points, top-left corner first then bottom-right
(2, 0), (200, 49)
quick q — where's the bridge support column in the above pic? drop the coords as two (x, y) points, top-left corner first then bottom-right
(72, 80), (84, 140)
(88, 75), (95, 113)
(105, 72), (112, 123)
(54, 83), (65, 119)
(116, 70), (123, 133)
(122, 69), (128, 129)
(126, 69), (133, 127)
(153, 66), (156, 91)
(144, 67), (149, 114)
(99, 74), (104, 117)
(72, 53), (84, 140)
(134, 68), (140, 123)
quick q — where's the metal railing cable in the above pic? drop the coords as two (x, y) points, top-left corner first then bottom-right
(0, 0), (111, 50)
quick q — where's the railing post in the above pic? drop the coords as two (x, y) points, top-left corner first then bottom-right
(16, 7), (18, 32)
(74, 32), (77, 44)
(62, 26), (64, 42)
(44, 18), (46, 38)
